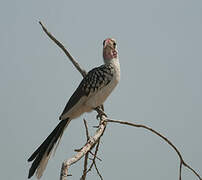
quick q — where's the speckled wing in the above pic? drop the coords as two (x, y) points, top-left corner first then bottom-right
(59, 64), (114, 120)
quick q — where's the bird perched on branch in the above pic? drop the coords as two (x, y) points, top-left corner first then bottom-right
(27, 38), (120, 179)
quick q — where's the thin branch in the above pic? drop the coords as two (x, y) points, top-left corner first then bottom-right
(60, 117), (107, 180)
(94, 162), (103, 180)
(179, 161), (182, 180)
(87, 140), (101, 170)
(83, 119), (90, 140)
(183, 163), (201, 180)
(81, 119), (90, 180)
(39, 21), (87, 77)
(83, 140), (102, 178)
(89, 151), (102, 161)
(92, 140), (103, 179)
(105, 119), (202, 180)
(94, 140), (101, 164)
(81, 145), (101, 178)
(81, 151), (89, 180)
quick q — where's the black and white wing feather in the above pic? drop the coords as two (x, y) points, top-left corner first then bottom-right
(59, 64), (114, 120)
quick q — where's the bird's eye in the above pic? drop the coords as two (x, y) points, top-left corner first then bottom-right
(113, 42), (116, 48)
(103, 40), (106, 46)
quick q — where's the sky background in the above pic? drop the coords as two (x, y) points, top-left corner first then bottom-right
(0, 0), (202, 179)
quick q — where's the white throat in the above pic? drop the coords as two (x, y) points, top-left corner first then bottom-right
(107, 57), (120, 83)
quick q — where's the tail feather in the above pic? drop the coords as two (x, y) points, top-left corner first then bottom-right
(28, 119), (70, 179)
(36, 148), (52, 179)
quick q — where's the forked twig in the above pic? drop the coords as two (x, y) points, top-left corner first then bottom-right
(89, 151), (102, 161)
(60, 118), (107, 180)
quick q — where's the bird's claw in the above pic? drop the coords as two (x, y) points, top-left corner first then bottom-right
(95, 108), (107, 120)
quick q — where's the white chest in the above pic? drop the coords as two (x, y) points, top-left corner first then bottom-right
(85, 59), (120, 109)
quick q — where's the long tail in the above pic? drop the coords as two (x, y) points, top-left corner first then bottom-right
(28, 118), (70, 179)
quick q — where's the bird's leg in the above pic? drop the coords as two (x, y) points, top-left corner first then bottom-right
(100, 104), (104, 111)
(94, 106), (107, 120)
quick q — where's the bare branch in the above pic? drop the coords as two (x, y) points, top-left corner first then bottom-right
(179, 161), (182, 180)
(60, 117), (107, 180)
(89, 151), (102, 161)
(87, 140), (101, 169)
(183, 163), (202, 180)
(92, 140), (103, 179)
(81, 152), (89, 180)
(105, 119), (202, 180)
(93, 140), (101, 164)
(39, 21), (87, 77)
(83, 119), (90, 140)
(94, 162), (103, 180)
(81, 119), (90, 180)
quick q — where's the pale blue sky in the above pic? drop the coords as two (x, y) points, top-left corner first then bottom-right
(0, 0), (202, 179)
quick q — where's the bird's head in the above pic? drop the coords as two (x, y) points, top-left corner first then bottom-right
(103, 38), (118, 63)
